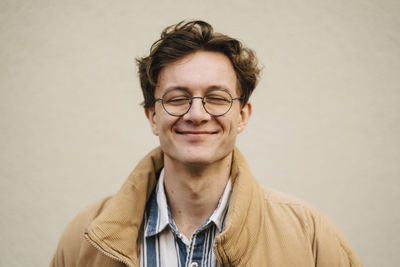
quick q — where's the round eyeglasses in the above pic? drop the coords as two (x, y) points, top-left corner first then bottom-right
(154, 89), (242, 117)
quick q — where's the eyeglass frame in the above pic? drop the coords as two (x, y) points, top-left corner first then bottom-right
(153, 89), (242, 117)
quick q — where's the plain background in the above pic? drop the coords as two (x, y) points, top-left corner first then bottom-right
(1, 0), (399, 266)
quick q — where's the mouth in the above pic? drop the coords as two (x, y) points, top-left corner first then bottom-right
(175, 130), (218, 135)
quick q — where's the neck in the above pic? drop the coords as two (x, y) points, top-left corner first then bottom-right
(163, 153), (232, 239)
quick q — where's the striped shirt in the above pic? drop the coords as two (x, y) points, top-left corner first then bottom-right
(140, 169), (232, 267)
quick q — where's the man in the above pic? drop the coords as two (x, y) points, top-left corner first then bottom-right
(51, 20), (362, 266)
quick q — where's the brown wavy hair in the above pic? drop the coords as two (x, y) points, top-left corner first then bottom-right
(136, 20), (261, 108)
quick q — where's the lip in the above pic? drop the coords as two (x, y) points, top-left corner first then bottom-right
(175, 130), (218, 135)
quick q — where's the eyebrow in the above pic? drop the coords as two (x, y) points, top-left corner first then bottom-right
(207, 85), (231, 94)
(163, 86), (189, 94)
(163, 85), (232, 95)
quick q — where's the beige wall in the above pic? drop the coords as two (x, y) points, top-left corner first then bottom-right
(1, 0), (399, 266)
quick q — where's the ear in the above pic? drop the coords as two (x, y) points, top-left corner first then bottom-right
(237, 102), (252, 134)
(145, 107), (159, 136)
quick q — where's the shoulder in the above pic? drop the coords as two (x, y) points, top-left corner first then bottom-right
(258, 185), (362, 266)
(259, 185), (320, 223)
(259, 184), (343, 240)
(260, 185), (334, 220)
(65, 196), (113, 238)
(258, 185), (319, 237)
(261, 185), (308, 205)
(50, 196), (114, 266)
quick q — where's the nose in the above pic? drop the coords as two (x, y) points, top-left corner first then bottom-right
(182, 97), (211, 124)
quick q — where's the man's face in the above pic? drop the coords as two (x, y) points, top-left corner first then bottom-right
(145, 51), (251, 166)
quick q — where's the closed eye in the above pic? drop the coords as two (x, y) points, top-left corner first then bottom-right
(165, 97), (190, 106)
(205, 96), (231, 105)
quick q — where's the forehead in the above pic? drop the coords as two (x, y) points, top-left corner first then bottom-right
(156, 51), (238, 96)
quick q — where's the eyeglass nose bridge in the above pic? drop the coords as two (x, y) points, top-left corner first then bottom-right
(186, 96), (208, 115)
(189, 96), (206, 105)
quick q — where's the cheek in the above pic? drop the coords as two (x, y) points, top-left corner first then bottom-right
(157, 116), (179, 136)
(228, 112), (241, 132)
(153, 108), (168, 134)
(217, 116), (239, 136)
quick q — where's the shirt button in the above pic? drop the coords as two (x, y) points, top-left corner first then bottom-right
(190, 263), (198, 267)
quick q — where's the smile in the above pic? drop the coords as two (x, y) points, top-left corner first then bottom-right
(175, 130), (218, 135)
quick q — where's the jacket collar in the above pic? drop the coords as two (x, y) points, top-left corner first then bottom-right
(85, 147), (264, 266)
(214, 148), (265, 266)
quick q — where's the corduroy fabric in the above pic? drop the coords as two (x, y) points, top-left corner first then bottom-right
(50, 147), (362, 267)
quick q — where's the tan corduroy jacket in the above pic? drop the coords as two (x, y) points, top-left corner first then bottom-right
(50, 147), (362, 267)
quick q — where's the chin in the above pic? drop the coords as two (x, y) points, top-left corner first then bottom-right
(170, 146), (233, 167)
(176, 151), (215, 165)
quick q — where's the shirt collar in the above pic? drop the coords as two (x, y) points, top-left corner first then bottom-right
(144, 168), (232, 237)
(144, 169), (170, 237)
(207, 178), (231, 232)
